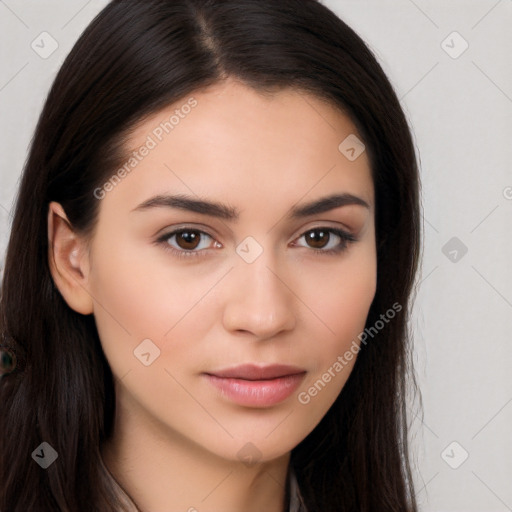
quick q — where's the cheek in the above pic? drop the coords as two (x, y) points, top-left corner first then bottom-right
(301, 248), (377, 351)
(87, 239), (221, 374)
(293, 249), (376, 418)
(323, 272), (377, 344)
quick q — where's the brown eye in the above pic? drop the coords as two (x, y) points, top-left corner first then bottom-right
(156, 228), (217, 258)
(304, 229), (331, 249)
(174, 230), (202, 250)
(294, 227), (357, 255)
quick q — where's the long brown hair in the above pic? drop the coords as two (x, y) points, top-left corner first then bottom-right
(0, 1), (421, 510)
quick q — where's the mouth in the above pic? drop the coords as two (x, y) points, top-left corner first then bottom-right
(203, 364), (307, 407)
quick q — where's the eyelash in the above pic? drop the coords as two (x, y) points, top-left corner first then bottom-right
(155, 226), (357, 260)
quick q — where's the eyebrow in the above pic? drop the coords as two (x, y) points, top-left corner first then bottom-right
(130, 192), (370, 220)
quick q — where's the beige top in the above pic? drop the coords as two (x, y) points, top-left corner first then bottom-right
(288, 469), (309, 512)
(100, 457), (308, 511)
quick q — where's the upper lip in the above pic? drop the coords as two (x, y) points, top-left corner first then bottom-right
(205, 364), (306, 380)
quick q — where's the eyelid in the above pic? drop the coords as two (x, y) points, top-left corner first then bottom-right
(155, 220), (356, 240)
(155, 223), (358, 259)
(154, 222), (220, 240)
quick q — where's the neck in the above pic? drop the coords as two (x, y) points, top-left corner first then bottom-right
(101, 393), (291, 512)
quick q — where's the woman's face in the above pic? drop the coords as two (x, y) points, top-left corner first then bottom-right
(85, 79), (376, 462)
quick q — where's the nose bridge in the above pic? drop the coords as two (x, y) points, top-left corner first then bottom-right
(222, 239), (296, 336)
(239, 247), (283, 299)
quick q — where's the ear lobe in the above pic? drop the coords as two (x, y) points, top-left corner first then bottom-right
(47, 201), (94, 315)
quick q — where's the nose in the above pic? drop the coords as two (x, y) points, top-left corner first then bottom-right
(221, 250), (296, 340)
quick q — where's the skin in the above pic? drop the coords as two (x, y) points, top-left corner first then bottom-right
(48, 78), (376, 512)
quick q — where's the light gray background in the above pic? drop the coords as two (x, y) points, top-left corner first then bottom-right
(1, 1), (511, 510)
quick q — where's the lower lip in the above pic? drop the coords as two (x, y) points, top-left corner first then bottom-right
(204, 373), (306, 407)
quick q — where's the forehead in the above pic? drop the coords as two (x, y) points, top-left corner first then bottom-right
(128, 78), (363, 153)
(104, 79), (374, 215)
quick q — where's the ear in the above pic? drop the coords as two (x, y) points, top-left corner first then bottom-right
(47, 201), (94, 315)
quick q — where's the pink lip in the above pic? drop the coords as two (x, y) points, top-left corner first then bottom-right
(204, 364), (306, 407)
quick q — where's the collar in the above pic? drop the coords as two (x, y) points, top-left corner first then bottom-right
(101, 455), (308, 511)
(288, 468), (308, 512)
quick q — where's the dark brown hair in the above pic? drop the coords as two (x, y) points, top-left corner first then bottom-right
(0, 0), (422, 510)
